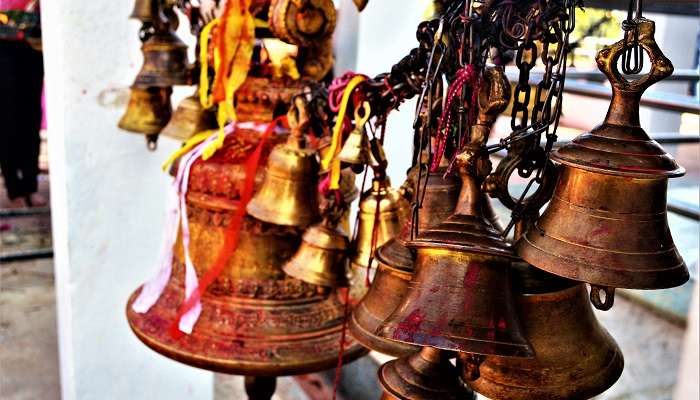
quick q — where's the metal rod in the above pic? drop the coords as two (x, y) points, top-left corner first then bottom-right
(507, 68), (700, 82)
(0, 207), (51, 218)
(668, 202), (700, 221)
(0, 248), (54, 263)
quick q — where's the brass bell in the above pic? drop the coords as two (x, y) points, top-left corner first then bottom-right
(337, 126), (371, 173)
(349, 258), (417, 356)
(466, 265), (624, 399)
(161, 90), (217, 141)
(246, 135), (320, 228)
(134, 31), (190, 88)
(129, 0), (155, 22)
(379, 347), (475, 400)
(126, 120), (366, 379)
(377, 150), (533, 358)
(349, 169), (461, 356)
(348, 176), (407, 300)
(247, 97), (321, 228)
(517, 19), (688, 309)
(283, 219), (349, 288)
(118, 85), (173, 148)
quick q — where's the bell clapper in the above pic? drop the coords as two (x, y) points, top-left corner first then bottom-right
(590, 285), (616, 311)
(458, 353), (486, 382)
(244, 376), (277, 400)
(146, 134), (158, 151)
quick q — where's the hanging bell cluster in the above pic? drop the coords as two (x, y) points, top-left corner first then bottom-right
(126, 1), (374, 394)
(121, 2), (690, 399)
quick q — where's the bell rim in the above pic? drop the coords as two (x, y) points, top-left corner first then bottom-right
(376, 324), (535, 359)
(282, 263), (349, 288)
(348, 312), (418, 357)
(125, 289), (367, 376)
(471, 346), (624, 400)
(516, 234), (690, 290)
(378, 353), (474, 400)
(552, 141), (686, 179)
(408, 239), (518, 260)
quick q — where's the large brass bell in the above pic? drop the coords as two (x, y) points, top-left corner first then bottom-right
(377, 150), (533, 358)
(517, 19), (688, 309)
(467, 266), (624, 399)
(379, 347), (475, 400)
(246, 135), (320, 228)
(118, 85), (173, 148)
(161, 90), (217, 141)
(134, 31), (190, 87)
(126, 122), (366, 379)
(283, 215), (349, 288)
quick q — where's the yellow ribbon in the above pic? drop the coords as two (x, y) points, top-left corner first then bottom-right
(322, 75), (367, 189)
(161, 130), (217, 171)
(202, 0), (255, 160)
(199, 18), (220, 110)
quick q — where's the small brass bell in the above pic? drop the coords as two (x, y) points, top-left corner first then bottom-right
(379, 347), (475, 400)
(517, 19), (688, 308)
(134, 31), (190, 88)
(129, 0), (155, 22)
(466, 265), (624, 399)
(337, 126), (371, 173)
(283, 219), (350, 288)
(118, 85), (173, 148)
(161, 91), (217, 141)
(377, 150), (533, 358)
(348, 176), (407, 300)
(246, 99), (320, 228)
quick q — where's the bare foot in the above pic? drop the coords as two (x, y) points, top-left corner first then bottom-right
(7, 197), (27, 209)
(27, 193), (48, 207)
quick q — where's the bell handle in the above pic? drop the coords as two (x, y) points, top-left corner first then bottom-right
(590, 285), (615, 311)
(596, 18), (673, 128)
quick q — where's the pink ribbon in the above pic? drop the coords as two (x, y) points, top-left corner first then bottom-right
(132, 121), (270, 334)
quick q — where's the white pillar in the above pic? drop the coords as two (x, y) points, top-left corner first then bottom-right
(41, 1), (213, 399)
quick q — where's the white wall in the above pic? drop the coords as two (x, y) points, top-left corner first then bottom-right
(41, 1), (213, 399)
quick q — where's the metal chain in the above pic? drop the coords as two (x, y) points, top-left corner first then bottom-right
(621, 0), (644, 74)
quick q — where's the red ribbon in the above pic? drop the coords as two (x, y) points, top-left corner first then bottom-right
(168, 116), (288, 339)
(430, 65), (480, 172)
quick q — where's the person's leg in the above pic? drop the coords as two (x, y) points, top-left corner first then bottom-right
(0, 41), (27, 203)
(16, 42), (44, 205)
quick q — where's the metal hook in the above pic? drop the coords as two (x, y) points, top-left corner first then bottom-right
(621, 0), (644, 74)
